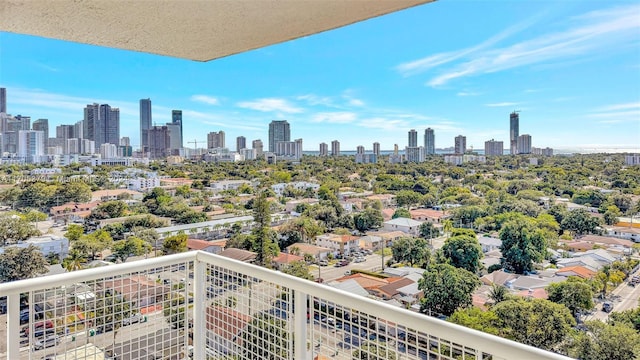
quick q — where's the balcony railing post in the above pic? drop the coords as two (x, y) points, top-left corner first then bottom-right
(7, 293), (20, 358)
(293, 289), (308, 359)
(193, 256), (206, 359)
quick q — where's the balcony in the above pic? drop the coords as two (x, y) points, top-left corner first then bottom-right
(1, 251), (571, 360)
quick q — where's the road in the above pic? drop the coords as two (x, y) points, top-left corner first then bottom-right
(312, 253), (386, 283)
(587, 268), (640, 322)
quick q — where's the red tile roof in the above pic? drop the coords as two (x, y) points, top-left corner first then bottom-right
(206, 306), (251, 341)
(556, 265), (596, 279)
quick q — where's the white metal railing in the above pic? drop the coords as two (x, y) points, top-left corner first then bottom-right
(0, 251), (573, 360)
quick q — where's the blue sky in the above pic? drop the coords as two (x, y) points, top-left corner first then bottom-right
(1, 1), (639, 152)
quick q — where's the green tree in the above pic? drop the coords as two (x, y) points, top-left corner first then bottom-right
(565, 321), (640, 360)
(547, 279), (594, 317)
(90, 200), (128, 219)
(162, 233), (188, 255)
(419, 221), (438, 239)
(242, 313), (290, 359)
(395, 190), (422, 208)
(352, 341), (397, 359)
(0, 213), (40, 245)
(354, 208), (384, 233)
(603, 205), (622, 226)
(561, 208), (601, 236)
(493, 298), (575, 351)
(391, 237), (430, 268)
(0, 244), (48, 282)
(449, 307), (501, 335)
(441, 234), (483, 273)
(252, 192), (279, 267)
(595, 265), (625, 298)
(65, 224), (85, 242)
(418, 263), (481, 317)
(391, 208), (411, 219)
(499, 218), (547, 274)
(609, 307), (640, 332)
(487, 284), (510, 305)
(111, 236), (152, 262)
(281, 260), (314, 281)
(23, 209), (47, 222)
(62, 249), (86, 271)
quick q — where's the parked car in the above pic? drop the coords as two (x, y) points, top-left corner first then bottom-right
(318, 260), (328, 266)
(122, 312), (143, 326)
(354, 257), (365, 263)
(602, 302), (613, 313)
(32, 334), (60, 350)
(23, 320), (55, 336)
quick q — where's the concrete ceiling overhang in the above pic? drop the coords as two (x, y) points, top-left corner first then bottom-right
(0, 0), (433, 62)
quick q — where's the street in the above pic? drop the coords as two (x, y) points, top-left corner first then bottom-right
(586, 267), (640, 322)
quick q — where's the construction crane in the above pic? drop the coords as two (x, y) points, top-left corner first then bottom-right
(188, 139), (205, 149)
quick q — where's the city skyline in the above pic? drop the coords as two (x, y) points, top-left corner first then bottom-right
(0, 2), (638, 152)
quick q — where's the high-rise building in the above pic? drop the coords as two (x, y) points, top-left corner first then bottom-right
(0, 87), (6, 113)
(207, 131), (225, 149)
(373, 142), (380, 156)
(74, 121), (84, 139)
(171, 110), (183, 148)
(408, 129), (418, 147)
(84, 103), (119, 148)
(356, 145), (365, 155)
(405, 146), (425, 163)
(252, 139), (263, 157)
(424, 128), (435, 155)
(15, 115), (31, 130)
(18, 130), (45, 163)
(148, 125), (171, 159)
(331, 140), (340, 157)
(510, 111), (519, 155)
(268, 120), (290, 153)
(454, 135), (466, 155)
(32, 119), (49, 147)
(100, 143), (118, 159)
(236, 136), (246, 151)
(484, 139), (503, 156)
(140, 99), (152, 153)
(517, 134), (532, 154)
(319, 142), (328, 156)
(165, 123), (182, 155)
(275, 138), (303, 160)
(56, 125), (74, 141)
(120, 137), (130, 147)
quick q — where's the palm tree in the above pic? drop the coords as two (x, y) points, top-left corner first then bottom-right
(488, 284), (509, 305)
(443, 219), (453, 238)
(63, 250), (86, 271)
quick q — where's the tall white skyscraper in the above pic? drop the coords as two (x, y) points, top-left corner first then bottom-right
(424, 128), (435, 155)
(18, 130), (45, 163)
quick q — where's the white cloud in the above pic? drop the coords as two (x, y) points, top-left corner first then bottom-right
(311, 112), (357, 124)
(191, 95), (220, 105)
(457, 91), (481, 97)
(296, 94), (335, 107)
(485, 102), (520, 107)
(397, 4), (640, 86)
(348, 98), (365, 107)
(357, 117), (409, 131)
(597, 102), (640, 111)
(236, 98), (303, 113)
(588, 102), (640, 124)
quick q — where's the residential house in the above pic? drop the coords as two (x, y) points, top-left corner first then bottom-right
(0, 235), (70, 259)
(606, 226), (640, 243)
(187, 239), (225, 254)
(272, 252), (305, 270)
(50, 201), (101, 221)
(285, 198), (319, 213)
(382, 218), (423, 236)
(410, 209), (451, 225)
(327, 279), (370, 298)
(478, 236), (502, 253)
(286, 243), (332, 261)
(480, 270), (517, 287)
(205, 306), (251, 357)
(218, 248), (257, 263)
(506, 276), (564, 290)
(271, 181), (319, 196)
(555, 266), (596, 280)
(359, 235), (383, 251)
(557, 257), (603, 272)
(207, 180), (252, 193)
(576, 249), (617, 267)
(102, 275), (170, 307)
(365, 194), (396, 207)
(315, 233), (360, 256)
(90, 189), (143, 202)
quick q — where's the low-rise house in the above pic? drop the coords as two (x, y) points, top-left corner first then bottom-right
(371, 278), (415, 300)
(507, 276), (564, 290)
(555, 266), (596, 280)
(218, 248), (257, 263)
(365, 194), (395, 207)
(327, 279), (370, 298)
(516, 288), (548, 300)
(207, 180), (253, 193)
(286, 243), (332, 261)
(271, 181), (320, 196)
(367, 231), (407, 245)
(382, 218), (423, 236)
(187, 239), (225, 254)
(478, 236), (502, 253)
(575, 249), (617, 266)
(50, 201), (101, 221)
(410, 209), (451, 224)
(557, 256), (603, 272)
(205, 306), (251, 357)
(563, 241), (595, 252)
(480, 270), (517, 287)
(90, 189), (143, 202)
(315, 233), (360, 256)
(0, 235), (70, 259)
(271, 252), (305, 270)
(606, 226), (640, 243)
(285, 198), (319, 213)
(359, 235), (383, 251)
(103, 275), (170, 308)
(577, 234), (635, 249)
